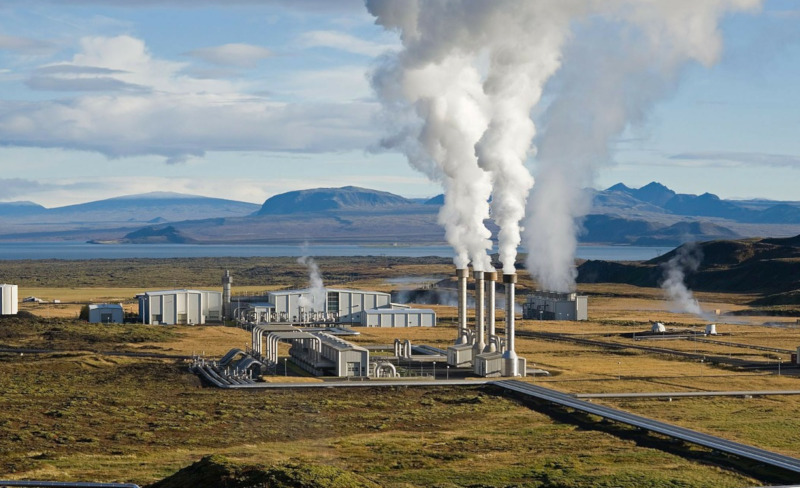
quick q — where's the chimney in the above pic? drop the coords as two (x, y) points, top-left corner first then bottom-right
(502, 273), (519, 376)
(473, 270), (486, 356)
(222, 270), (232, 320)
(456, 268), (469, 344)
(485, 270), (497, 352)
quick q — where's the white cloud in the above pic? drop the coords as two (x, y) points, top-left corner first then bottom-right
(0, 35), (378, 162)
(670, 151), (800, 168)
(299, 30), (397, 57)
(186, 43), (272, 68)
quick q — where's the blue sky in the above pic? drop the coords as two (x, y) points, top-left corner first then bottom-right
(0, 0), (798, 207)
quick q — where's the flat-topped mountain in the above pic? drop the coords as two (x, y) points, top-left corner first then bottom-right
(256, 186), (414, 215)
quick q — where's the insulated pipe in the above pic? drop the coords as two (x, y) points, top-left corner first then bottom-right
(485, 270), (497, 352)
(456, 268), (469, 344)
(473, 270), (486, 355)
(502, 273), (519, 377)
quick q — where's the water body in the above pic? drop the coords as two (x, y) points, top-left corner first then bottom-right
(0, 241), (669, 262)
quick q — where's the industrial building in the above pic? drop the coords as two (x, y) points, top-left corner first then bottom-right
(137, 289), (223, 325)
(88, 303), (124, 323)
(0, 284), (18, 315)
(522, 292), (588, 321)
(360, 307), (436, 327)
(232, 284), (435, 328)
(249, 324), (369, 377)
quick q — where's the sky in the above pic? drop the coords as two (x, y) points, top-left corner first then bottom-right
(0, 0), (798, 208)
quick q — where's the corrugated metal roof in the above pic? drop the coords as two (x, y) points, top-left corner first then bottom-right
(363, 308), (435, 315)
(88, 303), (123, 310)
(268, 288), (390, 297)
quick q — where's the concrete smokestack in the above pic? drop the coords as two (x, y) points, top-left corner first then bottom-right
(485, 270), (497, 352)
(502, 273), (519, 376)
(456, 268), (469, 344)
(222, 269), (232, 320)
(473, 270), (486, 357)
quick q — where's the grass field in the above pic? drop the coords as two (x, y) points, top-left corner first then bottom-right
(0, 256), (799, 486)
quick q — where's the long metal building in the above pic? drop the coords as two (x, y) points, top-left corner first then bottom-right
(137, 289), (223, 325)
(0, 284), (18, 315)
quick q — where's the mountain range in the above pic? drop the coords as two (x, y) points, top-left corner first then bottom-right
(0, 183), (798, 246)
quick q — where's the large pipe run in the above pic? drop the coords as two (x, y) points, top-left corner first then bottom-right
(502, 273), (519, 376)
(456, 268), (469, 344)
(473, 270), (486, 356)
(485, 270), (497, 352)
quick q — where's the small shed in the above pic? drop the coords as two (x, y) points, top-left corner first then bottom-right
(88, 303), (124, 323)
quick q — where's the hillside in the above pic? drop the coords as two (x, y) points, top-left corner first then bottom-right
(577, 234), (800, 306)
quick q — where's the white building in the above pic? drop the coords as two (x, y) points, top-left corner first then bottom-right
(88, 303), (124, 323)
(0, 284), (18, 315)
(289, 332), (369, 377)
(522, 292), (588, 321)
(137, 289), (223, 325)
(268, 288), (391, 324)
(360, 308), (436, 327)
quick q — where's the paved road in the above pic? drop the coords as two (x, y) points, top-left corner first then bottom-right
(493, 379), (800, 475)
(576, 390), (800, 399)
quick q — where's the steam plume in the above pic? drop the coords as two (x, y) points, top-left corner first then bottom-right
(660, 243), (703, 316)
(367, 0), (761, 287)
(523, 0), (761, 291)
(297, 255), (326, 311)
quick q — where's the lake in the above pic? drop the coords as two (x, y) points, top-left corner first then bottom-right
(0, 241), (670, 262)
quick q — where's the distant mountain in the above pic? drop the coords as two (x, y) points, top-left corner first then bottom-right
(256, 186), (414, 215)
(0, 201), (46, 217)
(47, 192), (260, 222)
(1, 182), (799, 245)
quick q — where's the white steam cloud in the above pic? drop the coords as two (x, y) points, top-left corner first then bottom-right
(367, 0), (761, 284)
(660, 243), (704, 316)
(297, 255), (326, 311)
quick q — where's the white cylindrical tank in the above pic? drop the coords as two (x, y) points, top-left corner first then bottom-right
(651, 322), (666, 333)
(705, 323), (717, 335)
(0, 284), (18, 315)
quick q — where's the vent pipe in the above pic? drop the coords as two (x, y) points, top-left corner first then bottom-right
(473, 271), (486, 356)
(485, 270), (497, 352)
(222, 269), (232, 320)
(456, 268), (469, 344)
(502, 273), (519, 376)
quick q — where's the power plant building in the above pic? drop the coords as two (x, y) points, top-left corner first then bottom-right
(88, 303), (124, 323)
(522, 292), (588, 321)
(137, 289), (223, 325)
(0, 284), (18, 315)
(267, 288), (391, 322)
(360, 307), (436, 327)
